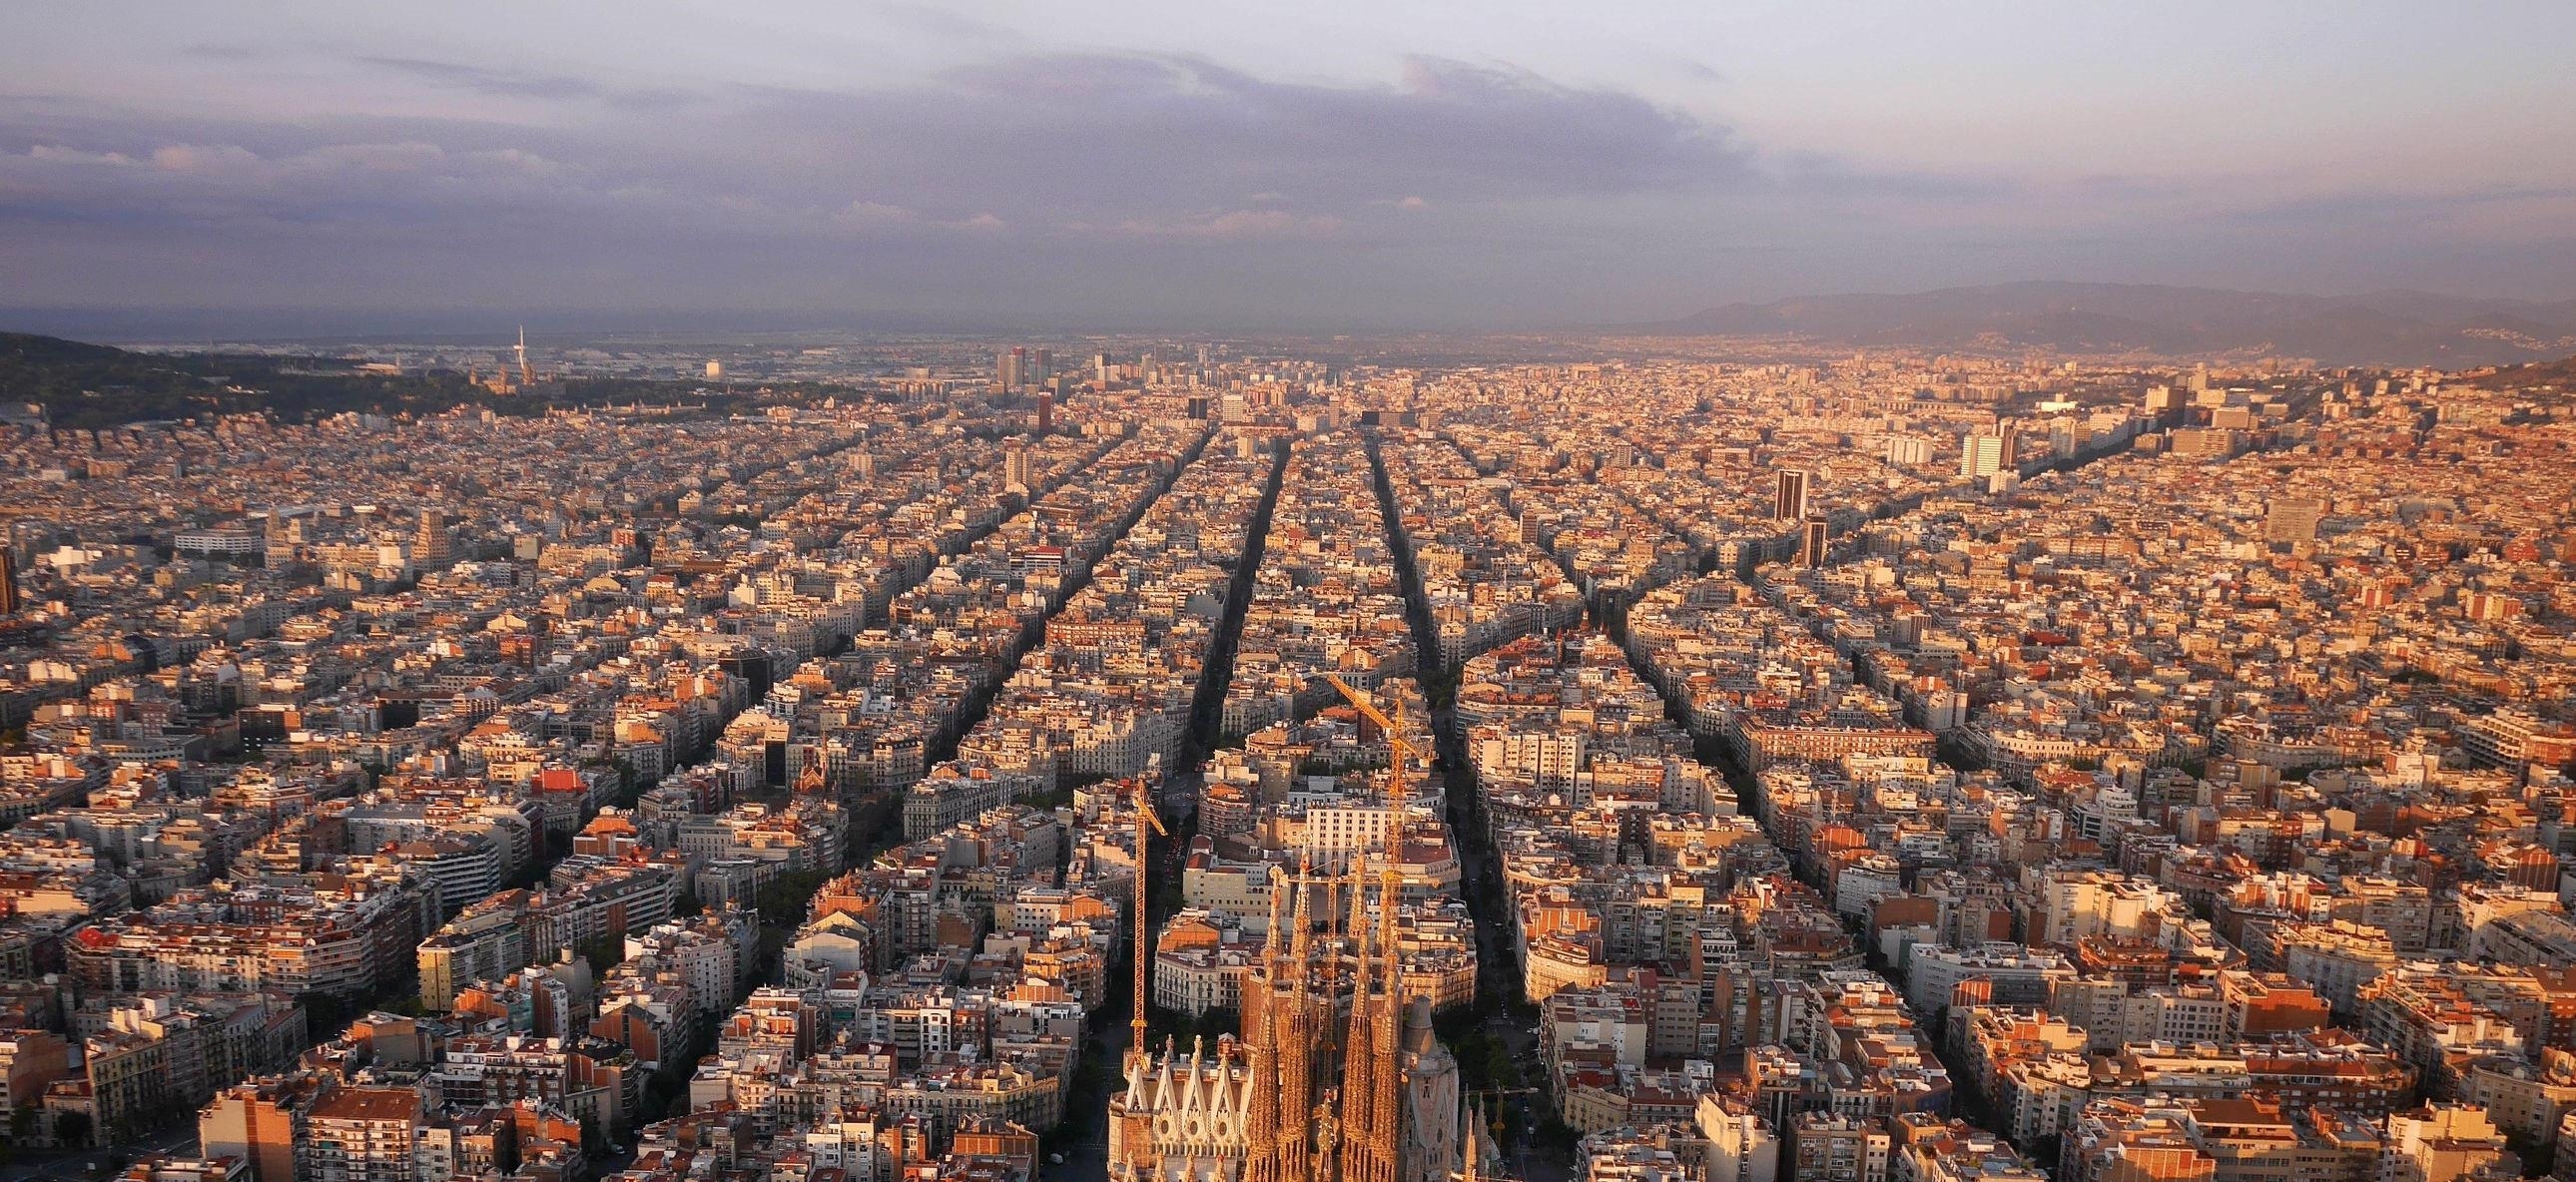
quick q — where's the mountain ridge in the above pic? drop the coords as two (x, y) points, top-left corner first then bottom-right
(1616, 281), (2576, 366)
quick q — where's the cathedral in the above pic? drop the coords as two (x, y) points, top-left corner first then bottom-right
(1108, 863), (1475, 1182)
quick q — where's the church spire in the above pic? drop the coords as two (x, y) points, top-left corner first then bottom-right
(1339, 862), (1378, 1182)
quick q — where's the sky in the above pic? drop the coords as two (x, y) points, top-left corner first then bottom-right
(5, 1), (2576, 333)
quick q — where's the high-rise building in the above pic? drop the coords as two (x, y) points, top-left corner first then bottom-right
(1774, 469), (1810, 523)
(1801, 515), (1829, 569)
(1885, 435), (1934, 467)
(998, 346), (1029, 389)
(1036, 391), (1054, 435)
(414, 511), (451, 569)
(1004, 441), (1034, 492)
(1960, 424), (2020, 481)
(0, 548), (18, 615)
(705, 359), (724, 380)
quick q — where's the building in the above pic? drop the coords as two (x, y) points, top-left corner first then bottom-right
(0, 1029), (70, 1134)
(2060, 1099), (2215, 1182)
(1774, 470), (1810, 523)
(414, 512), (451, 568)
(1904, 942), (2074, 1016)
(1959, 427), (2017, 481)
(201, 1073), (336, 1182)
(299, 1086), (427, 1182)
(2262, 497), (2323, 544)
(2377, 1103), (2511, 1182)
(1800, 515), (1829, 570)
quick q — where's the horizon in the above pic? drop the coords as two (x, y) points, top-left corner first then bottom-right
(7, 3), (2576, 331)
(11, 277), (2576, 348)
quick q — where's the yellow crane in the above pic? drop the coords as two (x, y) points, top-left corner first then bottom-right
(1321, 673), (1423, 807)
(1127, 775), (1168, 1069)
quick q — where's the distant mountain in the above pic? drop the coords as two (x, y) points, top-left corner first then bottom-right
(0, 330), (782, 429)
(1621, 282), (2576, 366)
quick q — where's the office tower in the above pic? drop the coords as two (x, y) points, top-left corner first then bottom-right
(1094, 352), (1111, 384)
(1033, 347), (1053, 384)
(1003, 441), (1034, 491)
(1959, 431), (2010, 481)
(1801, 514), (1829, 569)
(0, 549), (17, 615)
(415, 511), (452, 568)
(2264, 496), (2324, 544)
(1035, 391), (1053, 435)
(1774, 468), (1811, 522)
(705, 359), (724, 380)
(997, 346), (1029, 389)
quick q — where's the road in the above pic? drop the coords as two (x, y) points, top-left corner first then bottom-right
(1, 1127), (197, 1182)
(1040, 436), (1286, 1182)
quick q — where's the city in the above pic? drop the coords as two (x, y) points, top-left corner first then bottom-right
(6, 5), (2576, 1182)
(1, 339), (2573, 1182)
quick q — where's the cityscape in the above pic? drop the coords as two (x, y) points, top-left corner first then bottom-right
(1, 336), (2573, 1182)
(5, 6), (2576, 1182)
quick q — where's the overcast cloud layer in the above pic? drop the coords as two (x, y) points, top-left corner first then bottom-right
(5, 1), (2575, 332)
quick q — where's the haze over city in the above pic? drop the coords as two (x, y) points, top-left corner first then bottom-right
(7, 2), (2576, 333)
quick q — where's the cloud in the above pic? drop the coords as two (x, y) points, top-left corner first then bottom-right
(4, 41), (2572, 325)
(836, 201), (918, 226)
(1107, 209), (1344, 242)
(357, 55), (700, 109)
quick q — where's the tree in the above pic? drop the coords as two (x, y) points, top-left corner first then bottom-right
(579, 933), (627, 972)
(52, 1111), (89, 1149)
(756, 870), (829, 928)
(298, 991), (352, 1040)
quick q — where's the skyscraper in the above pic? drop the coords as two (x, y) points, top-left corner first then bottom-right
(1959, 425), (2020, 481)
(1774, 469), (1811, 523)
(0, 549), (18, 616)
(415, 511), (452, 569)
(1035, 391), (1054, 435)
(1801, 514), (1829, 569)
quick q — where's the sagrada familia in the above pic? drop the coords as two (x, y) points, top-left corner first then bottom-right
(1106, 863), (1489, 1182)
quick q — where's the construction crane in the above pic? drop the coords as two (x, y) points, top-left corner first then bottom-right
(1321, 673), (1424, 807)
(1127, 775), (1168, 1069)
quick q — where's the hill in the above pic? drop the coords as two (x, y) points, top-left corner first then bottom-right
(1621, 282), (2576, 366)
(2466, 354), (2576, 390)
(0, 331), (772, 429)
